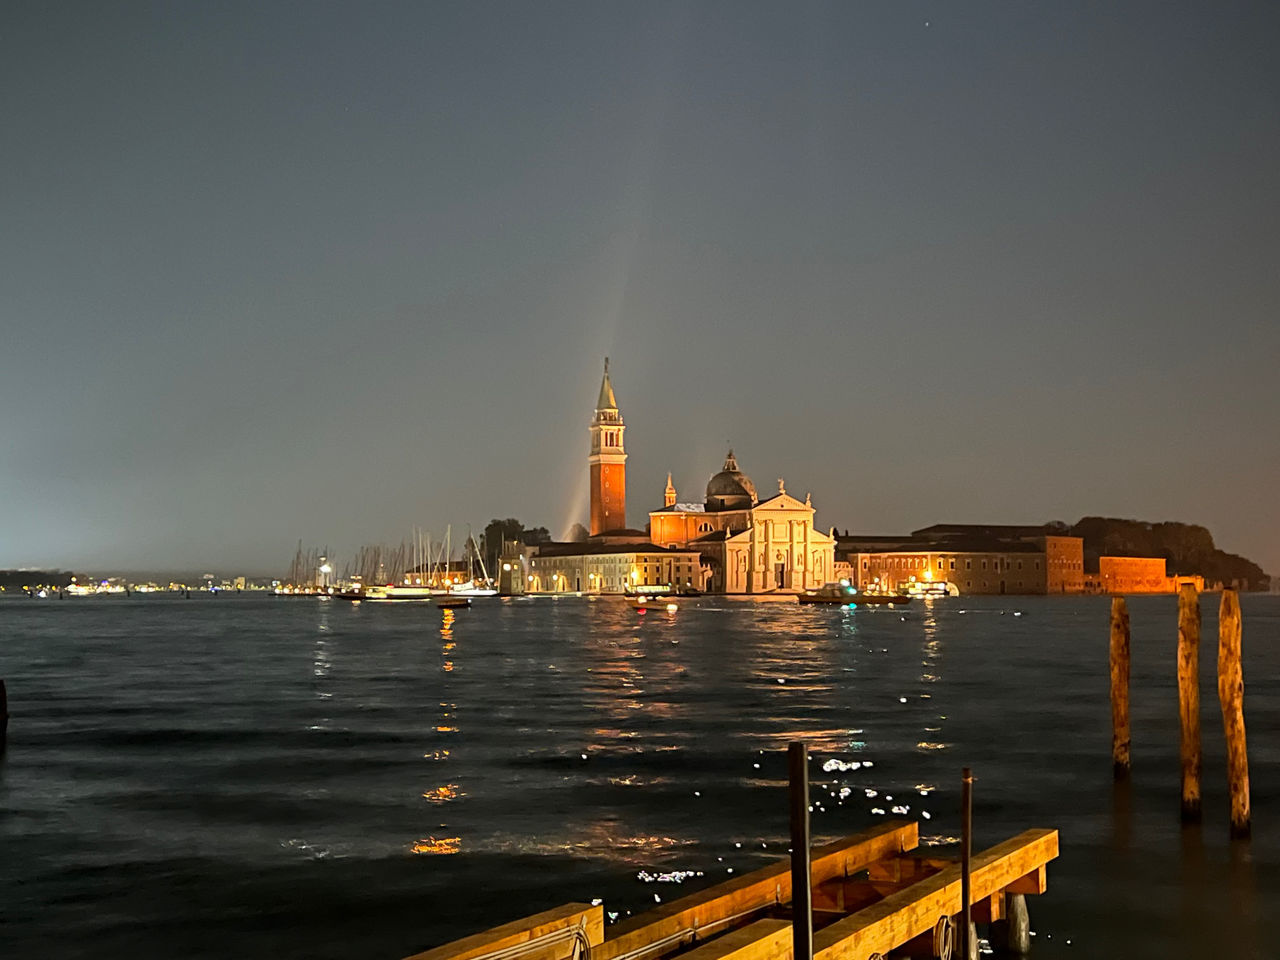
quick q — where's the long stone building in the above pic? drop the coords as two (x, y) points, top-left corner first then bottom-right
(836, 524), (1085, 595)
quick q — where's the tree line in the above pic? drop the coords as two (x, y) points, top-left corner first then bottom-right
(480, 518), (588, 574)
(1046, 517), (1269, 590)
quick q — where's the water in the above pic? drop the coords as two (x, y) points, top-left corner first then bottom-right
(1, 593), (1277, 958)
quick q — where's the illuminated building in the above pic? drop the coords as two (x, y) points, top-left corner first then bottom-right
(1083, 556), (1204, 594)
(836, 525), (1087, 595)
(527, 541), (701, 594)
(649, 452), (837, 594)
(589, 358), (626, 536)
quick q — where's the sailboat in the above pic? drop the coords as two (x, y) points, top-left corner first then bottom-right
(377, 526), (436, 599)
(447, 528), (498, 597)
(335, 527), (435, 601)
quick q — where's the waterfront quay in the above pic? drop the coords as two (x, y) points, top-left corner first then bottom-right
(1, 592), (1275, 958)
(263, 362), (1264, 605)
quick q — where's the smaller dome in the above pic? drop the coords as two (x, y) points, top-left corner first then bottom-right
(705, 450), (757, 511)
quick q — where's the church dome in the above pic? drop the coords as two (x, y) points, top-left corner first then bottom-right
(705, 450), (757, 511)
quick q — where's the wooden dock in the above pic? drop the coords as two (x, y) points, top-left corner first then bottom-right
(405, 820), (1058, 960)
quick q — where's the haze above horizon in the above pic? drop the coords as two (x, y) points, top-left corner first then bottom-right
(3, 2), (1277, 575)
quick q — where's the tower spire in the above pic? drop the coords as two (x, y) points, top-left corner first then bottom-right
(597, 357), (617, 410)
(664, 471), (677, 508)
(588, 359), (626, 535)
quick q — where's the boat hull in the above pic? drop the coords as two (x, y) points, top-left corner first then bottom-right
(798, 593), (913, 605)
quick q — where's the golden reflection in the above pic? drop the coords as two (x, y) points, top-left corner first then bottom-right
(554, 818), (696, 862)
(592, 727), (640, 740)
(411, 836), (461, 855)
(436, 700), (457, 733)
(422, 783), (462, 803)
(920, 835), (961, 846)
(441, 608), (456, 671)
(741, 728), (853, 752)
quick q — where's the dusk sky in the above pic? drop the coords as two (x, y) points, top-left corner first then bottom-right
(4, 2), (1277, 576)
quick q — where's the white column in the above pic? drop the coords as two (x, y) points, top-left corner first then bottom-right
(803, 520), (811, 589)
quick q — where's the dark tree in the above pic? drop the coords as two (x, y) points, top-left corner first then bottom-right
(481, 519), (552, 573)
(1067, 517), (1269, 590)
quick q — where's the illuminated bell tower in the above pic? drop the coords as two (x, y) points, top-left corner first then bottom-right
(589, 358), (627, 536)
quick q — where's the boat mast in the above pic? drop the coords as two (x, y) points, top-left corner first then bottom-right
(471, 530), (492, 585)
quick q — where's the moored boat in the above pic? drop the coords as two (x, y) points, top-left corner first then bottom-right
(335, 584), (435, 602)
(852, 591), (913, 605)
(798, 581), (912, 605)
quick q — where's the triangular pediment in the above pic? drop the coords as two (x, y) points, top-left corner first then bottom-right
(752, 493), (812, 512)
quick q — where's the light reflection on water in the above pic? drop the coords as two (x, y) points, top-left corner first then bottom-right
(0, 593), (1276, 960)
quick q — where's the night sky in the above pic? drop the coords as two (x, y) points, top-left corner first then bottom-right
(4, 2), (1277, 576)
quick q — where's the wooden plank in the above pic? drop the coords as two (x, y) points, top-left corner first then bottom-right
(811, 879), (884, 915)
(865, 855), (944, 885)
(812, 829), (1058, 960)
(597, 821), (917, 960)
(403, 903), (603, 960)
(1005, 865), (1046, 895)
(676, 920), (792, 960)
(972, 891), (1003, 924)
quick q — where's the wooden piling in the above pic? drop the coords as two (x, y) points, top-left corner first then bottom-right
(1109, 597), (1131, 779)
(1, 678), (8, 749)
(959, 769), (972, 960)
(1004, 893), (1030, 954)
(788, 742), (813, 960)
(1177, 583), (1201, 821)
(1217, 590), (1251, 839)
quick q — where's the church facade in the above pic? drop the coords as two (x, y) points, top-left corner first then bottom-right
(650, 452), (837, 594)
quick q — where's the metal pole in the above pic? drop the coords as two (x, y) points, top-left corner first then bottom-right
(789, 742), (813, 960)
(961, 767), (973, 960)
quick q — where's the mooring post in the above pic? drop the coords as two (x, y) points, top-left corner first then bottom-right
(1, 678), (8, 748)
(1005, 893), (1030, 954)
(960, 767), (973, 960)
(788, 741), (813, 960)
(1177, 582), (1201, 821)
(1109, 597), (1131, 779)
(1218, 590), (1251, 838)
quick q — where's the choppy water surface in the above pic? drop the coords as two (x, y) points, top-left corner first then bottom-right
(2, 594), (1277, 958)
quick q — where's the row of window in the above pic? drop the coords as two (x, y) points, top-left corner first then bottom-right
(862, 557), (1042, 572)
